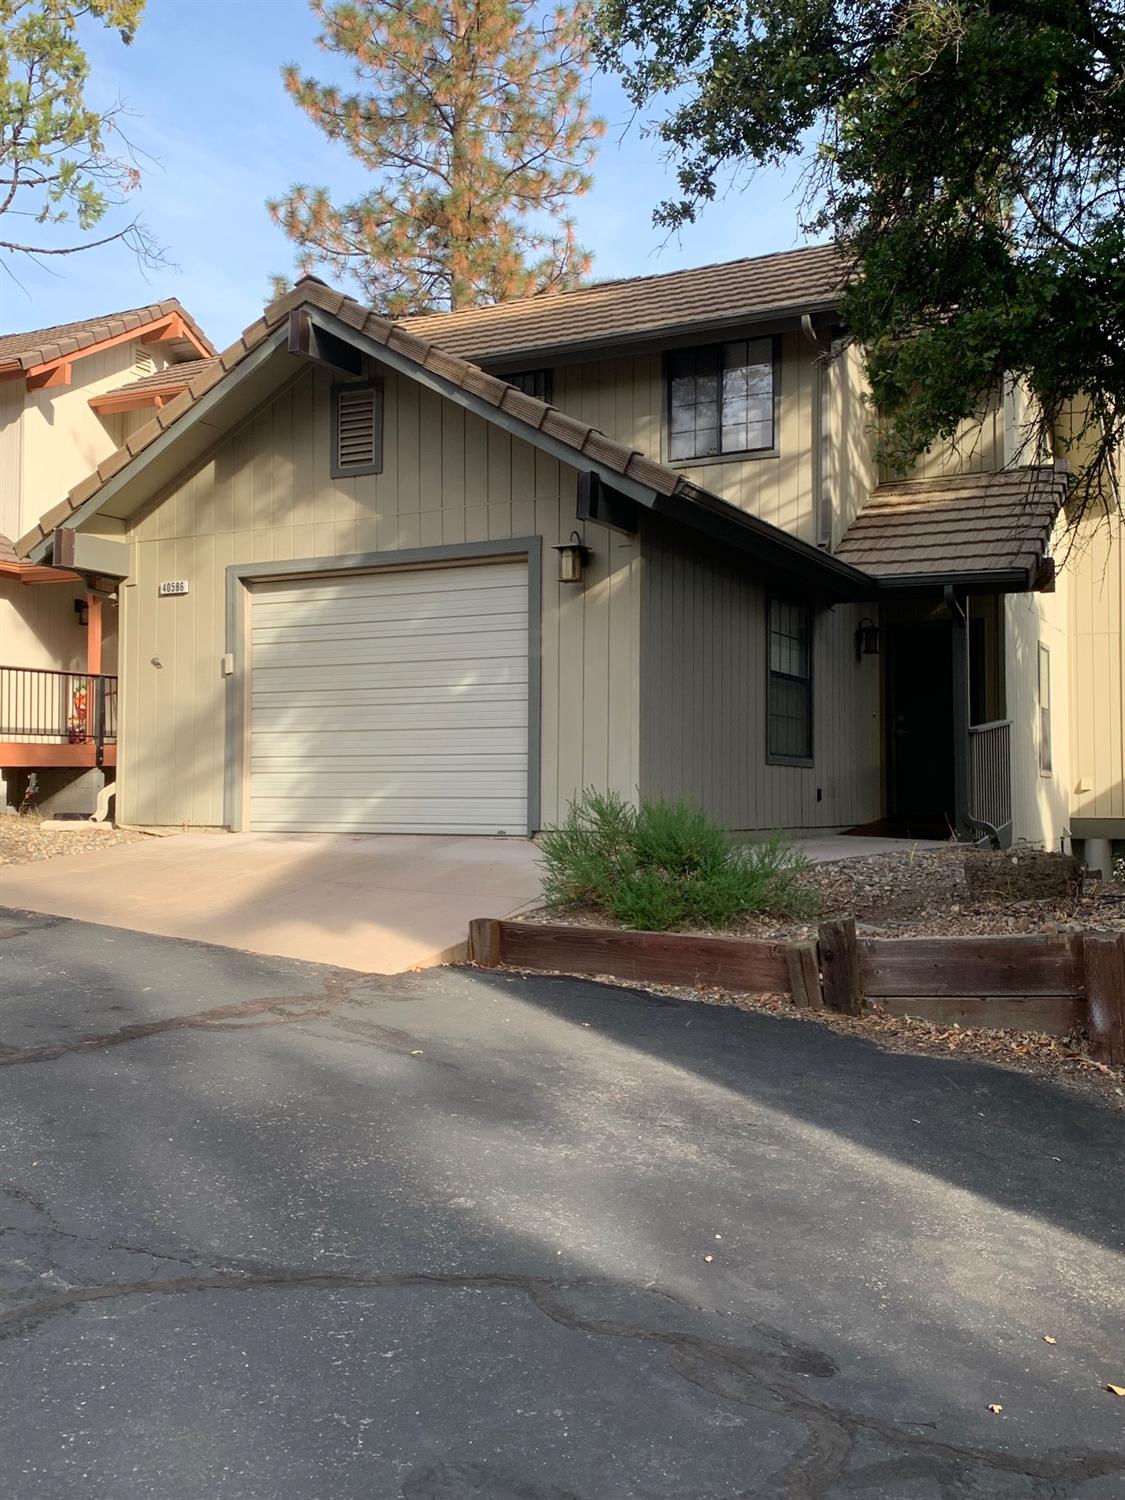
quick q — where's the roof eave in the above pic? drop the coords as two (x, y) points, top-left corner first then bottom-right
(460, 296), (843, 371)
(872, 567), (1034, 594)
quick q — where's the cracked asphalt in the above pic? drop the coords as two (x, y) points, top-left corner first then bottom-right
(0, 908), (1123, 1498)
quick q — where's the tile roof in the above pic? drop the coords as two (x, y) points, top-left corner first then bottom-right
(16, 276), (707, 558)
(96, 357), (220, 400)
(836, 467), (1066, 583)
(0, 299), (216, 372)
(0, 532), (18, 566)
(400, 243), (846, 364)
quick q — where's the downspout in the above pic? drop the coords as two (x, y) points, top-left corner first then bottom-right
(801, 314), (832, 549)
(943, 584), (1000, 849)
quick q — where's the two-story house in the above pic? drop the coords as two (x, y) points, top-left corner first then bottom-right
(7, 249), (1076, 852)
(0, 301), (214, 810)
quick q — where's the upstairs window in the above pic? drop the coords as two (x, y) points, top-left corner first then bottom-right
(332, 380), (383, 477)
(504, 369), (553, 403)
(768, 599), (813, 763)
(668, 338), (775, 461)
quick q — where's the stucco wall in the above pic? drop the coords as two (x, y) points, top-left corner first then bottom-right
(114, 362), (642, 830)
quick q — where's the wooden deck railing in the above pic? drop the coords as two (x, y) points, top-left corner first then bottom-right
(0, 666), (118, 767)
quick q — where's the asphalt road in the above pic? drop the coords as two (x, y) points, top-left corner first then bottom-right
(0, 906), (1123, 1499)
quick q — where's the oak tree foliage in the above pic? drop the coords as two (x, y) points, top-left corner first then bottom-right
(0, 0), (158, 266)
(595, 0), (1125, 510)
(271, 0), (605, 315)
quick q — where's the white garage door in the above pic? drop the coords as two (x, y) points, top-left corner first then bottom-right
(248, 560), (529, 834)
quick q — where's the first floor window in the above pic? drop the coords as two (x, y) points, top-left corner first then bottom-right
(768, 600), (813, 762)
(1038, 642), (1052, 773)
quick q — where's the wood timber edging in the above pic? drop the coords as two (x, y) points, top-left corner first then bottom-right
(466, 918), (1125, 1062)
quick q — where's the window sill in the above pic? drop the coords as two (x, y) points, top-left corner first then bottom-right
(666, 447), (779, 469)
(767, 754), (814, 769)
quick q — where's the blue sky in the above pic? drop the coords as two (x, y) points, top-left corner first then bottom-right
(3, 0), (816, 348)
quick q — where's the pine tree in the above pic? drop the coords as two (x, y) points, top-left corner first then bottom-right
(0, 0), (159, 266)
(270, 0), (604, 315)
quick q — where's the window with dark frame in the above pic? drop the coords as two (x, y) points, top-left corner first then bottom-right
(504, 368), (553, 403)
(768, 600), (813, 762)
(1038, 642), (1052, 773)
(332, 380), (383, 477)
(668, 338), (774, 461)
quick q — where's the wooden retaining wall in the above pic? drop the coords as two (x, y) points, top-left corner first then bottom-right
(467, 917), (1125, 1064)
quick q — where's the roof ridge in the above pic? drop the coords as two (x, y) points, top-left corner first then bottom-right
(402, 242), (842, 327)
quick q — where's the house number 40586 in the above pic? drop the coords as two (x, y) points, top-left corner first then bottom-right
(158, 580), (189, 596)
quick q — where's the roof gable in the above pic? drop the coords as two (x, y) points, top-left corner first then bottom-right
(17, 274), (874, 603)
(0, 299), (215, 380)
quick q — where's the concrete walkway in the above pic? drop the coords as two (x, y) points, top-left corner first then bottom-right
(0, 831), (543, 973)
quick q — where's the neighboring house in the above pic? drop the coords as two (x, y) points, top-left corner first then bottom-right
(7, 250), (1076, 853)
(0, 302), (215, 808)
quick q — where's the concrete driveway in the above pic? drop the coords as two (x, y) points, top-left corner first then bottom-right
(1, 907), (1123, 1498)
(0, 831), (543, 972)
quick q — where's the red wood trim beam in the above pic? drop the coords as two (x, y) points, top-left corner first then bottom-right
(7, 312), (211, 392)
(0, 560), (78, 583)
(88, 387), (178, 416)
(86, 592), (103, 676)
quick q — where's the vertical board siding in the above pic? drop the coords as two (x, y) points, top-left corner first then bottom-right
(638, 518), (883, 830)
(552, 335), (821, 542)
(118, 364), (641, 830)
(1068, 516), (1125, 822)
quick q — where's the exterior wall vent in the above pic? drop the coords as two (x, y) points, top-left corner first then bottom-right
(332, 380), (383, 477)
(134, 347), (156, 377)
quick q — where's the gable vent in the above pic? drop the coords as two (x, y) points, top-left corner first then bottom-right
(333, 381), (383, 476)
(133, 348), (156, 376)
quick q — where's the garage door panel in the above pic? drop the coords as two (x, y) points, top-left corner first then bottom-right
(251, 586), (527, 630)
(253, 728), (525, 757)
(251, 701), (529, 732)
(248, 560), (529, 834)
(253, 631), (528, 670)
(251, 771), (528, 799)
(252, 563), (521, 605)
(254, 659), (527, 693)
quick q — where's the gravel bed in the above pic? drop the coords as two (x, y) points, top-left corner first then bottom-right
(0, 815), (145, 866)
(519, 845), (1125, 940)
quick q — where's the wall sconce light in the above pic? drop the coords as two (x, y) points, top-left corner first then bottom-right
(554, 530), (591, 584)
(855, 617), (880, 660)
(74, 597), (89, 628)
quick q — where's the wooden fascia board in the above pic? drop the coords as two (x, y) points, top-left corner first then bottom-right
(23, 328), (290, 564)
(88, 387), (178, 415)
(0, 559), (77, 582)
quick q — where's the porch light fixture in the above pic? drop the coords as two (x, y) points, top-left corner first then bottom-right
(855, 617), (880, 660)
(554, 530), (591, 584)
(74, 597), (89, 627)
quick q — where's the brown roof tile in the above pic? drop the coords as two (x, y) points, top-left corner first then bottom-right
(95, 357), (219, 403)
(0, 299), (215, 370)
(0, 532), (18, 566)
(836, 468), (1066, 582)
(400, 244), (845, 365)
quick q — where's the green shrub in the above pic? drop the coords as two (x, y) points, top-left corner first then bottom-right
(539, 790), (816, 932)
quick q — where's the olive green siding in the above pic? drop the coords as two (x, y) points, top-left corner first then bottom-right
(115, 363), (642, 829)
(550, 332), (822, 542)
(638, 519), (883, 831)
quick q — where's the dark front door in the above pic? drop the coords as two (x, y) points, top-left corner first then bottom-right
(888, 622), (955, 835)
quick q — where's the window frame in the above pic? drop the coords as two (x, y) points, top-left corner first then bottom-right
(331, 379), (384, 479)
(665, 336), (780, 467)
(1038, 641), (1052, 775)
(766, 597), (815, 767)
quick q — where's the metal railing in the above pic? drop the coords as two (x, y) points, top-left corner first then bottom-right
(0, 667), (118, 764)
(968, 718), (1012, 846)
